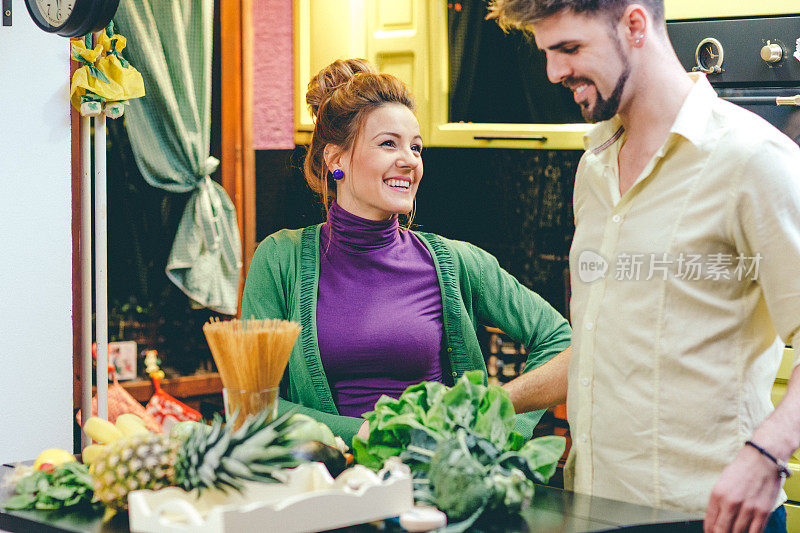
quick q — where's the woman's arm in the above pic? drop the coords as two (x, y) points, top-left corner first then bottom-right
(276, 397), (365, 442)
(466, 243), (572, 431)
(241, 236), (289, 320)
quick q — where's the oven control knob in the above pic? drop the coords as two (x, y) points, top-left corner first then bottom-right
(761, 42), (783, 63)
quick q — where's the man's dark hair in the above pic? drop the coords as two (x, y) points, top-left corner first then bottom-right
(487, 0), (665, 31)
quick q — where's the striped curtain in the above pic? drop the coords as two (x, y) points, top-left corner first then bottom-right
(113, 0), (241, 315)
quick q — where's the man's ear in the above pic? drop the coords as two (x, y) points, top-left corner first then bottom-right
(323, 143), (344, 173)
(621, 4), (648, 46)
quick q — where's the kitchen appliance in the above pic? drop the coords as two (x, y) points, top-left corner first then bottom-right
(667, 16), (800, 146)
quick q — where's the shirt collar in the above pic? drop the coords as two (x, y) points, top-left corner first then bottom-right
(583, 72), (717, 153)
(669, 72), (716, 147)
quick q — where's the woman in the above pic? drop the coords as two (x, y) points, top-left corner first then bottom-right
(241, 59), (571, 443)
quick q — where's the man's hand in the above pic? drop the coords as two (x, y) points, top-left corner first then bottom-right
(704, 445), (782, 533)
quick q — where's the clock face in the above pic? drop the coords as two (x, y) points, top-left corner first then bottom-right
(694, 38), (724, 74)
(34, 0), (75, 28)
(25, 0), (120, 37)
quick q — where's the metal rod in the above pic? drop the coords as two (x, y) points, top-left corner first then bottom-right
(94, 112), (108, 421)
(473, 135), (548, 142)
(722, 96), (790, 105)
(80, 115), (93, 447)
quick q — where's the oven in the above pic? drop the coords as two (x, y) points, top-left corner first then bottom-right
(667, 16), (800, 146)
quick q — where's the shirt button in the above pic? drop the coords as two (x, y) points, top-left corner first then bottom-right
(452, 372), (458, 378)
(581, 377), (590, 387)
(584, 321), (594, 331)
(446, 347), (452, 353)
(612, 214), (621, 223)
(580, 433), (588, 443)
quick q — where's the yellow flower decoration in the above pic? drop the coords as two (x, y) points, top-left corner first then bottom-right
(97, 31), (128, 55)
(69, 30), (145, 112)
(70, 39), (103, 63)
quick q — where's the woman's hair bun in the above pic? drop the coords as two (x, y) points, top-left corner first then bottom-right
(306, 58), (377, 120)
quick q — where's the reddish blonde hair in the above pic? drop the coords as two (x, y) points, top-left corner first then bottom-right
(303, 59), (417, 220)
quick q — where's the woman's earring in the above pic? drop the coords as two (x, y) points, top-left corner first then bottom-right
(332, 169), (344, 180)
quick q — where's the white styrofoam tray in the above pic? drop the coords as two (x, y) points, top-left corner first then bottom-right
(128, 460), (414, 533)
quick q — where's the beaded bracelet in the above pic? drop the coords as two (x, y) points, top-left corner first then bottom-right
(745, 440), (793, 479)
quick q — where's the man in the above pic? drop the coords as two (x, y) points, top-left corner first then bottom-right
(489, 1), (800, 532)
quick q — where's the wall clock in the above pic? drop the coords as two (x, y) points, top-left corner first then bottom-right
(25, 0), (120, 38)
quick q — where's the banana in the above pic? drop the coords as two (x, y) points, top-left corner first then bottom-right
(81, 444), (108, 465)
(84, 417), (123, 444)
(115, 414), (148, 437)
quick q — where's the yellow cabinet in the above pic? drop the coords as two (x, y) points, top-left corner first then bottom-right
(788, 502), (800, 533)
(294, 0), (368, 144)
(772, 348), (796, 408)
(365, 0), (430, 141)
(665, 1), (798, 20)
(294, 0), (589, 149)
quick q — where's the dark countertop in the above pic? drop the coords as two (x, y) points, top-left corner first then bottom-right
(0, 463), (703, 533)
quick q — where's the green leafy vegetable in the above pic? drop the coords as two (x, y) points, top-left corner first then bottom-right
(352, 371), (566, 531)
(353, 370), (523, 469)
(2, 462), (102, 513)
(407, 428), (563, 532)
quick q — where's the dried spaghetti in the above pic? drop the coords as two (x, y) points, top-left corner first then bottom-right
(203, 318), (301, 425)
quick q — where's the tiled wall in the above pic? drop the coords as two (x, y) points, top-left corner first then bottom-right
(255, 147), (582, 317)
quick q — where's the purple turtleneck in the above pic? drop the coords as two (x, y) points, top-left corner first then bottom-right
(316, 201), (444, 418)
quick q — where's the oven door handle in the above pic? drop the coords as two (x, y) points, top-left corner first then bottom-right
(723, 95), (800, 106)
(776, 95), (800, 106)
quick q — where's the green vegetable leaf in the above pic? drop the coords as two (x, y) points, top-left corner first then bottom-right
(34, 497), (63, 510)
(353, 369), (563, 530)
(506, 431), (525, 451)
(2, 493), (37, 510)
(64, 495), (84, 506)
(473, 386), (516, 449)
(36, 476), (51, 493)
(14, 471), (45, 495)
(516, 435), (566, 481)
(4, 462), (98, 512)
(42, 485), (77, 501)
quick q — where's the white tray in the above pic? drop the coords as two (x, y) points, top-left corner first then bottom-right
(128, 461), (414, 533)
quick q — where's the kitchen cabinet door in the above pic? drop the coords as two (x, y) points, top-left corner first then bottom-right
(365, 0), (430, 141)
(294, 0), (368, 143)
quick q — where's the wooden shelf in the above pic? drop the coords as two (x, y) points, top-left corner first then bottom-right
(92, 373), (223, 403)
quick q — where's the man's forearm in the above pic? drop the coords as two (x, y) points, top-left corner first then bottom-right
(751, 364), (800, 462)
(502, 346), (571, 413)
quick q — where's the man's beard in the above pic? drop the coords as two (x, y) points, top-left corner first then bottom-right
(581, 64), (629, 122)
(573, 35), (632, 123)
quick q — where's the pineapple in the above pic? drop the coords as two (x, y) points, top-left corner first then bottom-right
(90, 409), (302, 510)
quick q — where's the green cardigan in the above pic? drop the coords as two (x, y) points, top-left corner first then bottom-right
(241, 225), (571, 443)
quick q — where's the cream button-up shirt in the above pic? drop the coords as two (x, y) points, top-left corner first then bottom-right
(566, 73), (800, 513)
